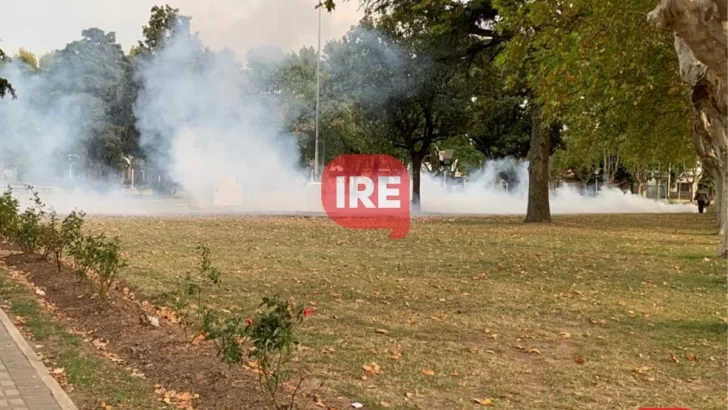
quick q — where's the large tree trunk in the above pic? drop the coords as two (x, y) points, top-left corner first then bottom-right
(649, 0), (728, 257)
(525, 105), (552, 223)
(718, 171), (728, 257)
(706, 165), (725, 229)
(411, 153), (423, 213)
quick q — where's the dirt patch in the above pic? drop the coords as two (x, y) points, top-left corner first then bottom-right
(1, 251), (345, 410)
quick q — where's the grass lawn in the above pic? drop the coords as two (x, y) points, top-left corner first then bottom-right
(81, 212), (727, 410)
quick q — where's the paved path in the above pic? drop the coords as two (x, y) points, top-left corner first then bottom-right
(0, 309), (76, 410)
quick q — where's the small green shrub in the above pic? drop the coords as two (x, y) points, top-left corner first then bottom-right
(39, 208), (60, 261)
(0, 187), (19, 239)
(69, 235), (98, 282)
(90, 234), (126, 299)
(68, 233), (126, 298)
(8, 187), (49, 254)
(41, 210), (86, 273)
(202, 295), (312, 410)
(56, 211), (86, 272)
(174, 245), (222, 340)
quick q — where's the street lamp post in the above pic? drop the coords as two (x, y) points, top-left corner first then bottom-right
(313, 1), (322, 181)
(67, 154), (79, 181)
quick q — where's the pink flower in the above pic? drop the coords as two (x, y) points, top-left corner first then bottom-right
(303, 308), (312, 317)
(245, 317), (253, 326)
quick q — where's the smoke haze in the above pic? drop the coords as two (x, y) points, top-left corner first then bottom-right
(0, 18), (694, 217)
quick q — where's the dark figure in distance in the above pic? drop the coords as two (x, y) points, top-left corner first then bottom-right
(694, 188), (711, 214)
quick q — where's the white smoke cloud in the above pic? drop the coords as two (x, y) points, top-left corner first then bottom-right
(0, 18), (694, 218)
(0, 59), (106, 185)
(132, 29), (313, 212)
(419, 158), (694, 215)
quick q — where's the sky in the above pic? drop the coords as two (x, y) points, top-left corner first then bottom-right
(0, 0), (364, 60)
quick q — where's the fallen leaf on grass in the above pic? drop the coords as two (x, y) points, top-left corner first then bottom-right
(191, 332), (205, 345)
(157, 306), (180, 324)
(129, 368), (146, 378)
(322, 346), (336, 354)
(575, 357), (585, 364)
(51, 368), (65, 374)
(375, 329), (389, 335)
(633, 365), (649, 374)
(100, 401), (114, 410)
(472, 398), (493, 406)
(91, 338), (108, 350)
(687, 353), (698, 361)
(669, 353), (679, 363)
(312, 394), (325, 407)
(140, 314), (160, 328)
(155, 385), (199, 410)
(34, 287), (46, 296)
(422, 369), (435, 376)
(362, 362), (382, 375)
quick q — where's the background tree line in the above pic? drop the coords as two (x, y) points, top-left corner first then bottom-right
(2, 0), (723, 255)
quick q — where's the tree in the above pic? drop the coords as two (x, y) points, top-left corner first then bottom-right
(648, 0), (728, 257)
(0, 48), (16, 98)
(15, 48), (39, 73)
(132, 4), (205, 192)
(332, 0), (559, 222)
(46, 28), (136, 174)
(134, 5), (193, 57)
(469, 93), (530, 160)
(326, 15), (476, 209)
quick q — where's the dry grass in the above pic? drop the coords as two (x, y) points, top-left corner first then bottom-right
(83, 212), (727, 410)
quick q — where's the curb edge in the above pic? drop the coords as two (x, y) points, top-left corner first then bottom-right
(0, 307), (78, 410)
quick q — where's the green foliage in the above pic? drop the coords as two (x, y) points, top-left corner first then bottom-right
(0, 187), (20, 239)
(324, 13), (487, 203)
(173, 245), (222, 340)
(69, 235), (98, 282)
(39, 208), (61, 261)
(0, 48), (16, 99)
(188, 250), (311, 409)
(47, 28), (138, 169)
(469, 92), (531, 159)
(68, 231), (126, 299)
(136, 5), (193, 56)
(202, 295), (311, 410)
(92, 235), (126, 299)
(9, 188), (46, 254)
(2, 188), (84, 270)
(41, 210), (86, 273)
(492, 0), (693, 167)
